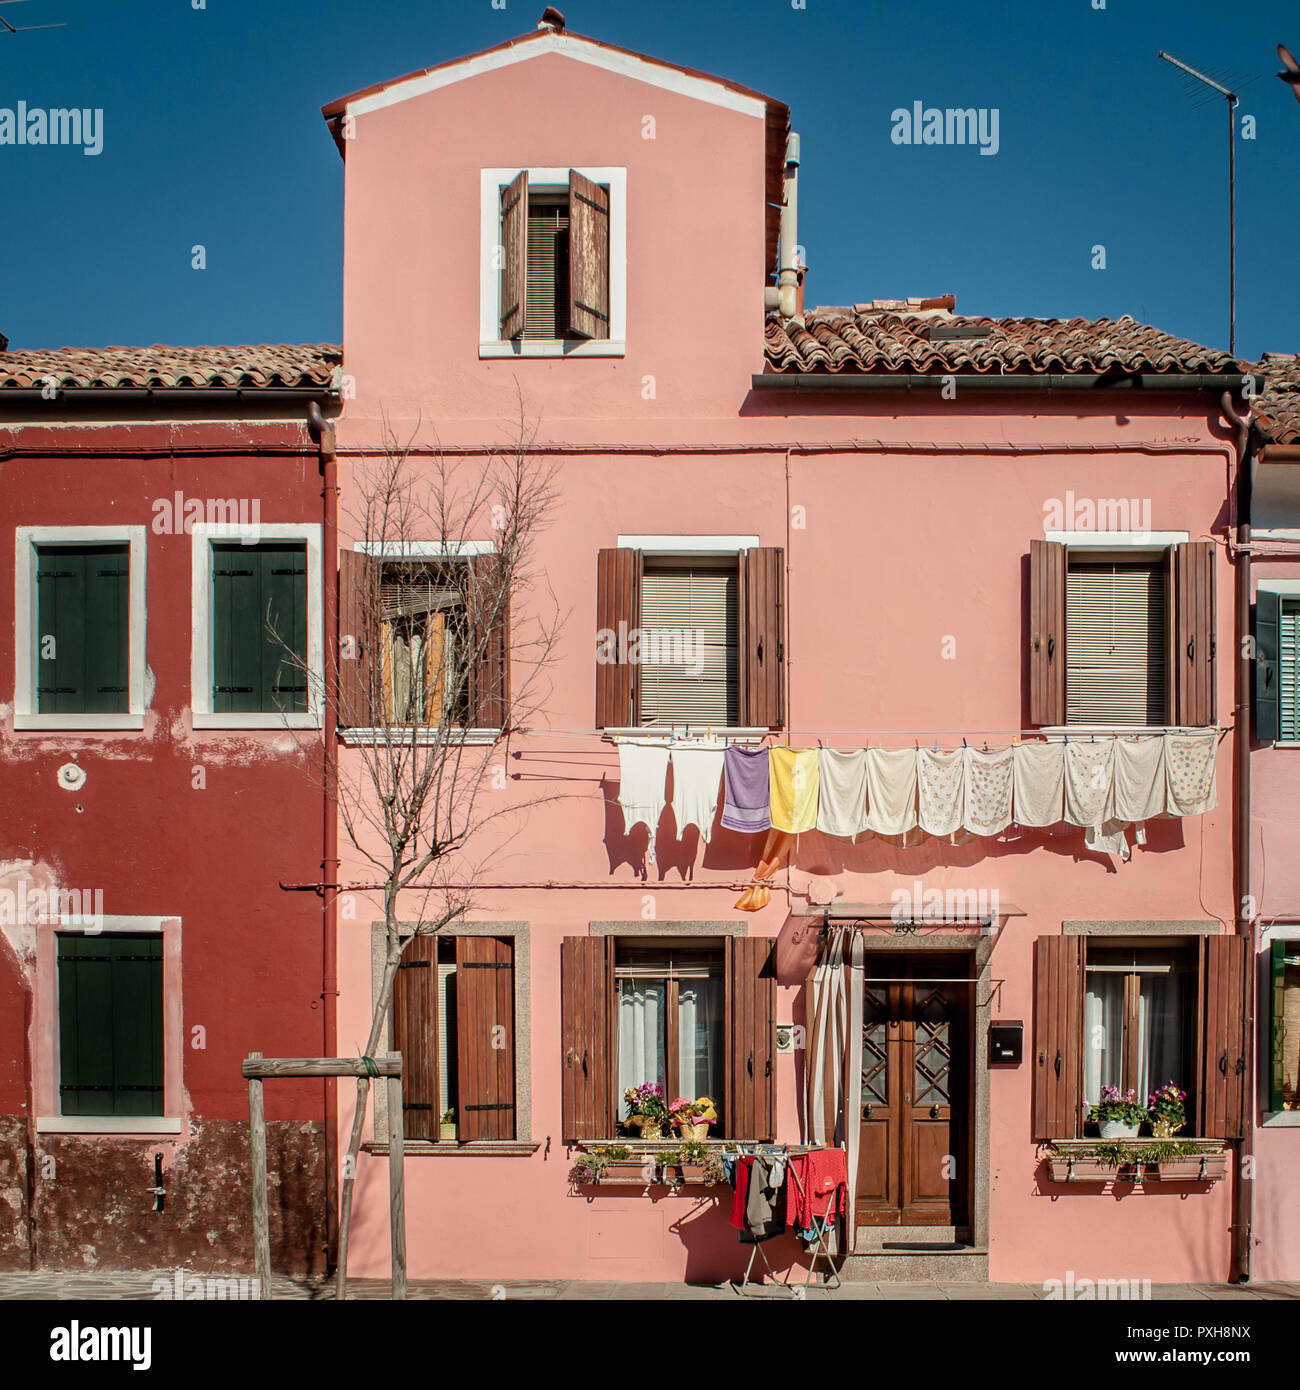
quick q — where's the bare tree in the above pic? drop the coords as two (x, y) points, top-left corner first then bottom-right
(280, 397), (561, 1297)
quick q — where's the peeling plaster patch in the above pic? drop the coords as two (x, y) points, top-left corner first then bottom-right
(0, 703), (11, 721)
(0, 858), (56, 963)
(144, 665), (157, 709)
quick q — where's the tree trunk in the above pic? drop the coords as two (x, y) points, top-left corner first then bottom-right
(334, 916), (403, 1299)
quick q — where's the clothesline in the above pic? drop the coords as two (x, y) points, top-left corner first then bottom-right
(616, 731), (1221, 863)
(512, 724), (1234, 741)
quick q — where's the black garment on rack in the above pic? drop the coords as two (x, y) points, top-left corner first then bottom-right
(739, 1153), (787, 1243)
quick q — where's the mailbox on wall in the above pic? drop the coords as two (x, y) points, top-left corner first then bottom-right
(989, 1020), (1023, 1066)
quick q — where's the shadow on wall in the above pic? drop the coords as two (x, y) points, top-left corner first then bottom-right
(601, 766), (1188, 882)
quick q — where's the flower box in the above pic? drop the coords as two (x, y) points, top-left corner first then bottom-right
(1046, 1143), (1226, 1186)
(595, 1159), (662, 1185)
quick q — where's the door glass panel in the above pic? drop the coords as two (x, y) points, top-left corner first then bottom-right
(913, 983), (954, 1106)
(862, 984), (889, 1105)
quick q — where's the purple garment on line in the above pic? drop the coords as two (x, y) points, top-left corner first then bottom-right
(721, 746), (771, 834)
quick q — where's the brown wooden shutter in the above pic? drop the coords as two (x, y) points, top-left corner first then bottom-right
(1029, 539), (1066, 726)
(456, 936), (516, 1141)
(561, 935), (612, 1141)
(1199, 934), (1248, 1139)
(469, 554), (509, 729)
(1032, 934), (1083, 1140)
(726, 936), (776, 1141)
(1174, 540), (1216, 727)
(568, 171), (610, 340)
(500, 171), (528, 341)
(337, 547), (375, 729)
(739, 547), (785, 729)
(595, 548), (641, 728)
(391, 934), (438, 1143)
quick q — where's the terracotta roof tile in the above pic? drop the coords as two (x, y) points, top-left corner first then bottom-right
(1252, 353), (1300, 445)
(764, 308), (1240, 376)
(0, 343), (341, 391)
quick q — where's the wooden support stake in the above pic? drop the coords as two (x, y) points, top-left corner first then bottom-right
(247, 1051), (272, 1301)
(386, 1060), (407, 1301)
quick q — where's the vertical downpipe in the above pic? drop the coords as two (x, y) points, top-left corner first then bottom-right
(1223, 388), (1252, 1283)
(309, 401), (340, 1269)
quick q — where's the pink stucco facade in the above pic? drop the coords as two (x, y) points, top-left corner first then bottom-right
(326, 32), (1254, 1286)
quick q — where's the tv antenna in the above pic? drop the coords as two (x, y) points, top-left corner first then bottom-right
(0, 0), (66, 33)
(1157, 50), (1239, 357)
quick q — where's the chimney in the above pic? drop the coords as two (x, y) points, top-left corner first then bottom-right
(538, 6), (565, 29)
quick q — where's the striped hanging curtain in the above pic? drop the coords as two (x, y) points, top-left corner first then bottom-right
(806, 924), (863, 1237)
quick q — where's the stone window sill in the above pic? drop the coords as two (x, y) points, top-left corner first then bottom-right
(38, 1116), (183, 1135)
(363, 1139), (539, 1157)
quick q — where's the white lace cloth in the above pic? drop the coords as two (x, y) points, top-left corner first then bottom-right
(1164, 730), (1218, 816)
(963, 746), (1014, 836)
(1011, 742), (1064, 828)
(917, 748), (964, 837)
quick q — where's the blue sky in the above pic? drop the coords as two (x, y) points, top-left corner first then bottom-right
(2, 0), (1296, 360)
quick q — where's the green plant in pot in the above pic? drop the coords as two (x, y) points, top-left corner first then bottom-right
(1087, 1085), (1147, 1139)
(571, 1144), (632, 1184)
(440, 1108), (456, 1141)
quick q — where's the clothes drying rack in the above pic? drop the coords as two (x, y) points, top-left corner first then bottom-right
(723, 1143), (843, 1298)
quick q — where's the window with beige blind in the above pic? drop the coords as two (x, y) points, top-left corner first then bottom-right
(595, 547), (784, 730)
(638, 558), (739, 727)
(1028, 539), (1215, 728)
(1065, 558), (1167, 725)
(378, 562), (469, 727)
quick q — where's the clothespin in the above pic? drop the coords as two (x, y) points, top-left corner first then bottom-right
(932, 739), (938, 753)
(706, 724), (712, 743)
(1012, 734), (1019, 746)
(817, 737), (824, 749)
(1090, 731), (1096, 743)
(962, 737), (968, 748)
(983, 741), (989, 753)
(1063, 733), (1069, 744)
(914, 738), (920, 750)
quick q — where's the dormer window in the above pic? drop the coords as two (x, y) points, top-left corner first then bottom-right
(481, 167), (626, 357)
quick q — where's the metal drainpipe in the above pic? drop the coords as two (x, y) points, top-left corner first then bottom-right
(1222, 389), (1253, 1283)
(308, 400), (340, 1270)
(764, 134), (801, 319)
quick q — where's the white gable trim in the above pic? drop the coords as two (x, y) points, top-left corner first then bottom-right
(345, 33), (768, 121)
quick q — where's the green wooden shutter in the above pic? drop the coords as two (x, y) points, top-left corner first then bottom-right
(58, 934), (163, 1116)
(1255, 589), (1280, 742)
(213, 543), (307, 714)
(262, 544), (308, 713)
(37, 544), (128, 714)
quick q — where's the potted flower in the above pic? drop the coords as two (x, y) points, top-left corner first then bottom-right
(1086, 1085), (1147, 1138)
(623, 1082), (670, 1140)
(1147, 1081), (1187, 1138)
(571, 1144), (634, 1184)
(440, 1108), (456, 1142)
(668, 1095), (717, 1142)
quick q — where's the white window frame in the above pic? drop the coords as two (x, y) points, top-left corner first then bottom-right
(1257, 581), (1300, 748)
(14, 525), (148, 731)
(36, 914), (184, 1136)
(190, 523), (323, 729)
(1263, 929), (1300, 1125)
(479, 166), (627, 358)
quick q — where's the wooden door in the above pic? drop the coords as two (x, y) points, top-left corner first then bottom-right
(856, 955), (970, 1227)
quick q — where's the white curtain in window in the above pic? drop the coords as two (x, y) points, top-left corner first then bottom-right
(618, 980), (665, 1116)
(1137, 974), (1183, 1102)
(677, 978), (723, 1101)
(1084, 974), (1124, 1104)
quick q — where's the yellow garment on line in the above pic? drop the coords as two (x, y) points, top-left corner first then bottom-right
(769, 747), (820, 833)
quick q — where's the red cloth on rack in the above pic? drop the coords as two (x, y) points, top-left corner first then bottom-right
(787, 1148), (848, 1229)
(729, 1156), (754, 1230)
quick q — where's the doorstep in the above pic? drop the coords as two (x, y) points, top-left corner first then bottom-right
(836, 1241), (989, 1284)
